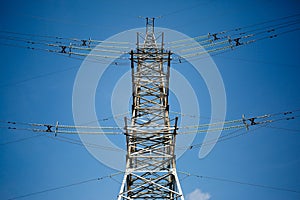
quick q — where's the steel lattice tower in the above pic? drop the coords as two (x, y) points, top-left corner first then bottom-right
(117, 18), (185, 199)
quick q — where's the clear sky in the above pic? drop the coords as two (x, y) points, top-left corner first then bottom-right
(0, 0), (300, 200)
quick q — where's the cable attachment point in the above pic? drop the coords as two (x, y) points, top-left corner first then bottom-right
(68, 43), (72, 56)
(55, 121), (59, 136)
(242, 114), (249, 130)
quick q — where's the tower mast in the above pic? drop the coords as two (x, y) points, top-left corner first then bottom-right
(117, 18), (185, 199)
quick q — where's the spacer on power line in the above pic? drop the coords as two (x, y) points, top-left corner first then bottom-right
(55, 121), (59, 136)
(242, 114), (249, 130)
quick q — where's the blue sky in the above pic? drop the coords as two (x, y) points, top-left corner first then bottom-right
(1, 0), (300, 199)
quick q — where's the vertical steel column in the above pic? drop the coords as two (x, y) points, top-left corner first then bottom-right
(118, 18), (184, 200)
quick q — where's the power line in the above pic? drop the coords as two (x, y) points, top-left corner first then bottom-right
(7, 172), (123, 200)
(168, 13), (300, 46)
(166, 14), (300, 63)
(178, 113), (299, 151)
(0, 34), (130, 64)
(0, 66), (77, 89)
(0, 120), (124, 135)
(159, 2), (207, 18)
(216, 56), (299, 68)
(266, 126), (300, 133)
(0, 111), (129, 147)
(0, 56), (128, 90)
(176, 123), (276, 151)
(46, 134), (123, 152)
(178, 109), (299, 134)
(1, 109), (298, 138)
(174, 26), (300, 60)
(0, 129), (123, 151)
(171, 24), (299, 64)
(0, 134), (43, 146)
(230, 13), (300, 32)
(0, 30), (134, 45)
(179, 171), (300, 194)
(1, 15), (300, 199)
(1, 13), (299, 65)
(0, 114), (297, 156)
(0, 41), (126, 65)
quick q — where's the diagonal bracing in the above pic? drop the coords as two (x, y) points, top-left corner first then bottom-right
(117, 18), (184, 200)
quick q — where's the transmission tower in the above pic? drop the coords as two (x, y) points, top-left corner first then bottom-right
(1, 14), (299, 200)
(117, 18), (184, 199)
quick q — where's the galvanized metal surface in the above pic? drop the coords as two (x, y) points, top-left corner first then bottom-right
(118, 18), (184, 200)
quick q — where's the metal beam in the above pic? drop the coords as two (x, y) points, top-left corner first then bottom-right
(118, 17), (184, 200)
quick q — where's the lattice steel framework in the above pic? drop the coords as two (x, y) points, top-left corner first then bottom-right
(117, 18), (184, 200)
